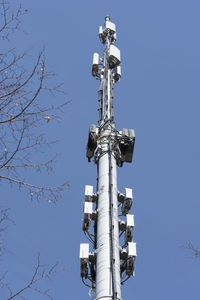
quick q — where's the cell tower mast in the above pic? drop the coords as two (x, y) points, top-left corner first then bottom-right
(80, 17), (136, 300)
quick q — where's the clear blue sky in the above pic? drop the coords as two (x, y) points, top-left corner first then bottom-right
(1, 0), (200, 299)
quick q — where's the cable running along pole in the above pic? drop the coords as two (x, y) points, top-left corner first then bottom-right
(80, 17), (137, 300)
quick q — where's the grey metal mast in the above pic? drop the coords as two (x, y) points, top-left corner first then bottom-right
(80, 17), (136, 300)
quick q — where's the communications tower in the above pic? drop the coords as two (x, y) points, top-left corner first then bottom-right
(80, 17), (136, 300)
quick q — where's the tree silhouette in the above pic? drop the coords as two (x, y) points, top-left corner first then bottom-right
(0, 1), (69, 298)
(0, 0), (69, 203)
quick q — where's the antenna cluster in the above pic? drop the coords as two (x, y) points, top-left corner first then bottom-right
(80, 17), (137, 300)
(92, 17), (121, 82)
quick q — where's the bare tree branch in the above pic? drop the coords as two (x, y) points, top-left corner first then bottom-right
(0, 175), (69, 203)
(0, 254), (68, 300)
(0, 207), (13, 256)
(0, 1), (70, 202)
(0, 2), (70, 298)
(0, 0), (29, 39)
(0, 124), (25, 168)
(182, 241), (200, 259)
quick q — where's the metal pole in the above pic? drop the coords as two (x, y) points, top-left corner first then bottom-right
(95, 21), (121, 299)
(80, 16), (136, 300)
(95, 139), (121, 300)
